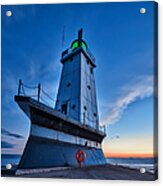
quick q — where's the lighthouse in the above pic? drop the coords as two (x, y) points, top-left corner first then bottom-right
(15, 29), (106, 169)
(55, 29), (99, 130)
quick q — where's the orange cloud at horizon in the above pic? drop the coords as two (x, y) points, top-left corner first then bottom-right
(104, 152), (155, 158)
(102, 135), (157, 158)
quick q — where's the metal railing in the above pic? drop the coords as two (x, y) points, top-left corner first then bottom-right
(17, 80), (106, 134)
(61, 46), (96, 64)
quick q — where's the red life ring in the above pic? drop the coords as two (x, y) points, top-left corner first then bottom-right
(76, 149), (86, 163)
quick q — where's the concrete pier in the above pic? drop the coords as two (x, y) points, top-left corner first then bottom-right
(15, 164), (156, 181)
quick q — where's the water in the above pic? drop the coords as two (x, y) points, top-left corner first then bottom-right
(106, 157), (158, 174)
(1, 154), (21, 169)
(1, 154), (158, 175)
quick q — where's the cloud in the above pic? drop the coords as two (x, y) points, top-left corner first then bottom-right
(25, 59), (60, 107)
(1, 129), (25, 153)
(2, 128), (24, 139)
(1, 141), (16, 149)
(100, 75), (153, 126)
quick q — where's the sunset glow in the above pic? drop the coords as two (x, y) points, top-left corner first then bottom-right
(102, 134), (156, 158)
(104, 152), (154, 158)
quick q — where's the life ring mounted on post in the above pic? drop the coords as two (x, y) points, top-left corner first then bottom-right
(75, 149), (86, 168)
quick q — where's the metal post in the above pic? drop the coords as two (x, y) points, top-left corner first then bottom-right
(78, 28), (83, 47)
(18, 80), (22, 96)
(38, 83), (41, 102)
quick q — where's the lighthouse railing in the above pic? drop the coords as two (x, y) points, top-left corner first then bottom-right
(61, 46), (95, 64)
(17, 80), (105, 135)
(86, 47), (95, 63)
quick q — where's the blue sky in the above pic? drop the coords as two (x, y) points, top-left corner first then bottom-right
(1, 2), (156, 156)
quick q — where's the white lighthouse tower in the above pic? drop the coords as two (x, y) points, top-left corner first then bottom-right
(55, 29), (99, 130)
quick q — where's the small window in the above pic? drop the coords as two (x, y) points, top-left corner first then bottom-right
(87, 85), (91, 90)
(90, 67), (93, 74)
(84, 106), (87, 111)
(70, 57), (73, 62)
(67, 83), (71, 87)
(86, 59), (89, 65)
(93, 113), (97, 117)
(72, 104), (76, 109)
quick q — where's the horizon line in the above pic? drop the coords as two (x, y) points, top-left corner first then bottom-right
(104, 153), (157, 158)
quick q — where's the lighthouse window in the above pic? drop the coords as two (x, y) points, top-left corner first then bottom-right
(84, 106), (87, 110)
(72, 104), (76, 109)
(87, 85), (91, 90)
(61, 103), (67, 115)
(93, 113), (97, 117)
(67, 83), (71, 87)
(90, 67), (93, 74)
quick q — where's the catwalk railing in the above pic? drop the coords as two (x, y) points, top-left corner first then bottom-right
(17, 80), (106, 134)
(61, 46), (96, 64)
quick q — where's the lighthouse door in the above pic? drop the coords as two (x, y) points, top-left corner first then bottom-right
(61, 103), (68, 115)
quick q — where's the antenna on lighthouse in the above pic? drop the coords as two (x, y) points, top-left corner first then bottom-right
(61, 25), (66, 49)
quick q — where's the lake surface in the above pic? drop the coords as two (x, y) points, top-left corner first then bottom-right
(106, 157), (158, 174)
(1, 154), (21, 168)
(1, 154), (157, 174)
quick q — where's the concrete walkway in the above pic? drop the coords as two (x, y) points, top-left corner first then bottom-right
(15, 164), (157, 181)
